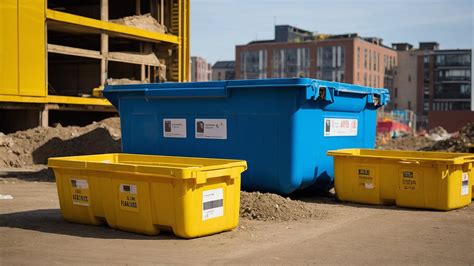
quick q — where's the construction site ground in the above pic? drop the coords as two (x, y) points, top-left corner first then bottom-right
(1, 118), (473, 264)
(1, 174), (473, 264)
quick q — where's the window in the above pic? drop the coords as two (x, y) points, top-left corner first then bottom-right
(357, 47), (361, 68)
(373, 52), (376, 71)
(364, 49), (367, 69)
(436, 53), (471, 66)
(364, 73), (367, 86)
(241, 50), (267, 79)
(445, 69), (470, 78)
(217, 72), (221, 80)
(376, 52), (379, 71)
(436, 55), (445, 65)
(368, 50), (372, 71)
(423, 55), (429, 64)
(432, 101), (470, 111)
(357, 71), (360, 81)
(436, 69), (471, 81)
(423, 102), (429, 111)
(273, 48), (310, 78)
(394, 87), (398, 98)
(408, 101), (411, 110)
(316, 46), (345, 82)
(434, 84), (471, 99)
(408, 74), (411, 82)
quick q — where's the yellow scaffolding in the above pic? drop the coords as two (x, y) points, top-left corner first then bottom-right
(0, 0), (190, 107)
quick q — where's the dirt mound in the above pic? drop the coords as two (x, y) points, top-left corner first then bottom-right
(0, 117), (121, 168)
(110, 13), (167, 33)
(240, 191), (316, 222)
(378, 135), (435, 150)
(421, 123), (474, 153)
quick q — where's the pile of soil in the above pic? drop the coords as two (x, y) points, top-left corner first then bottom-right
(240, 191), (316, 222)
(0, 118), (121, 168)
(421, 123), (474, 153)
(378, 135), (435, 150)
(110, 13), (167, 33)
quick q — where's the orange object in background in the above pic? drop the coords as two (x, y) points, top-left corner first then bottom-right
(377, 120), (412, 137)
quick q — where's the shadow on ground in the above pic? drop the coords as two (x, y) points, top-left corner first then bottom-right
(0, 208), (179, 240)
(1, 168), (55, 182)
(32, 127), (121, 165)
(290, 187), (471, 212)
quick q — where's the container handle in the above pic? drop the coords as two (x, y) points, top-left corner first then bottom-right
(310, 84), (334, 102)
(461, 155), (474, 162)
(367, 92), (390, 107)
(398, 159), (420, 165)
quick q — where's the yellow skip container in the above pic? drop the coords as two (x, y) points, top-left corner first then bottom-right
(48, 153), (247, 238)
(327, 149), (473, 211)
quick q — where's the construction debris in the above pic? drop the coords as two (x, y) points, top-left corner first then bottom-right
(106, 78), (143, 85)
(377, 135), (435, 150)
(156, 60), (167, 82)
(110, 13), (167, 34)
(421, 123), (474, 153)
(379, 123), (474, 152)
(108, 52), (163, 67)
(427, 126), (451, 141)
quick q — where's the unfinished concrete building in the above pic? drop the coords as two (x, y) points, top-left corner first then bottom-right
(0, 0), (189, 133)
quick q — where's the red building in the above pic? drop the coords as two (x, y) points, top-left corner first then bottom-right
(235, 25), (397, 90)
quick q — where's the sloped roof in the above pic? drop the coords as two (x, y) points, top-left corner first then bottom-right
(212, 60), (235, 69)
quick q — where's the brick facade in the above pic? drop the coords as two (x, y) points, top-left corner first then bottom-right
(235, 37), (397, 89)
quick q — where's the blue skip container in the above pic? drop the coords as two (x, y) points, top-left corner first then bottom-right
(104, 78), (389, 194)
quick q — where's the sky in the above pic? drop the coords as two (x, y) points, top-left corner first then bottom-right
(190, 0), (473, 64)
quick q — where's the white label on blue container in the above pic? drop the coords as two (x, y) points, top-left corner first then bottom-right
(324, 118), (358, 137)
(195, 119), (227, 139)
(163, 119), (187, 138)
(461, 172), (469, 196)
(202, 188), (224, 220)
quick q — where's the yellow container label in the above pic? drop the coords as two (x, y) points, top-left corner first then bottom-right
(399, 170), (418, 191)
(461, 172), (469, 196)
(358, 167), (375, 189)
(202, 188), (224, 220)
(119, 184), (139, 212)
(70, 179), (90, 206)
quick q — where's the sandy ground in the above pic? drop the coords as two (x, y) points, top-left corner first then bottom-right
(1, 174), (473, 265)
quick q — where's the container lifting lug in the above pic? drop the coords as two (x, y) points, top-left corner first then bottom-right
(314, 86), (334, 103)
(318, 87), (326, 100)
(373, 94), (381, 107)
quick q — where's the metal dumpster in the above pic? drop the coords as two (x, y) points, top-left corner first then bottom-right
(328, 149), (473, 210)
(104, 78), (389, 194)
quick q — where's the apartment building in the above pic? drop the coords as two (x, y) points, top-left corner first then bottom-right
(190, 56), (211, 82)
(235, 25), (397, 90)
(212, 61), (235, 80)
(392, 42), (472, 131)
(391, 43), (422, 113)
(420, 48), (472, 131)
